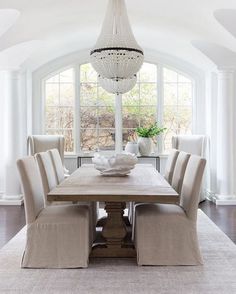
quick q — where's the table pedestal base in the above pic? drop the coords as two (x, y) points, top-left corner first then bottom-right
(90, 244), (136, 258)
(90, 202), (136, 258)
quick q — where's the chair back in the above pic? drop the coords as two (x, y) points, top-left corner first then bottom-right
(171, 151), (190, 193)
(48, 149), (65, 184)
(164, 149), (179, 183)
(17, 156), (44, 224)
(28, 135), (65, 164)
(35, 152), (58, 204)
(172, 135), (206, 156)
(180, 155), (206, 221)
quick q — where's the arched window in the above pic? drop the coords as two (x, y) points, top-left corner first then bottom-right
(43, 62), (193, 154)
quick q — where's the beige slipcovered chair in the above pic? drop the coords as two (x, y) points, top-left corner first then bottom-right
(48, 148), (67, 184)
(171, 151), (190, 194)
(172, 135), (207, 201)
(27, 135), (69, 176)
(128, 149), (180, 225)
(17, 156), (91, 268)
(135, 155), (206, 266)
(36, 151), (97, 239)
(35, 152), (58, 205)
(164, 149), (179, 184)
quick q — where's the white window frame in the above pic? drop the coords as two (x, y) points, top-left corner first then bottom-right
(39, 58), (197, 157)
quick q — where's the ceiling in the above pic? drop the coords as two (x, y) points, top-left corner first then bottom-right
(1, 0), (236, 71)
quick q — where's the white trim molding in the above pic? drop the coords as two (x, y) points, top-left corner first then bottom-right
(212, 194), (236, 205)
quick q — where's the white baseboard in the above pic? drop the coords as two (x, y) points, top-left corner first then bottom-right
(0, 199), (24, 205)
(0, 193), (24, 206)
(212, 194), (236, 205)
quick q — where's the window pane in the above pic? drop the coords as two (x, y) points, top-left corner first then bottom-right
(122, 84), (140, 106)
(139, 63), (157, 82)
(60, 84), (74, 105)
(44, 68), (75, 153)
(163, 68), (178, 83)
(45, 84), (59, 105)
(45, 106), (60, 129)
(80, 64), (97, 83)
(81, 129), (98, 151)
(164, 83), (177, 105)
(178, 74), (191, 83)
(163, 67), (193, 151)
(98, 129), (115, 150)
(80, 83), (97, 106)
(140, 83), (157, 105)
(163, 105), (178, 137)
(63, 129), (74, 152)
(98, 107), (115, 128)
(123, 106), (140, 128)
(177, 106), (192, 134)
(178, 83), (192, 106)
(97, 87), (115, 106)
(59, 68), (74, 83)
(46, 74), (59, 83)
(58, 107), (74, 129)
(80, 107), (97, 128)
(139, 106), (157, 126)
(123, 129), (137, 145)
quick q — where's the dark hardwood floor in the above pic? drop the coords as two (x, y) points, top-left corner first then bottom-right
(199, 200), (236, 243)
(0, 201), (236, 249)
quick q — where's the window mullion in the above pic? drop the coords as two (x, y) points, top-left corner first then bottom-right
(157, 65), (164, 153)
(75, 65), (81, 153)
(115, 94), (123, 153)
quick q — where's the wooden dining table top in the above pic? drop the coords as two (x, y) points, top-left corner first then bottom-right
(48, 164), (179, 203)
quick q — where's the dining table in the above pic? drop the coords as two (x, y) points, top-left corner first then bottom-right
(48, 164), (179, 258)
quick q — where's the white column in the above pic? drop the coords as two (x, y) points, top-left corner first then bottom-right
(215, 69), (236, 204)
(2, 71), (25, 204)
(115, 94), (123, 153)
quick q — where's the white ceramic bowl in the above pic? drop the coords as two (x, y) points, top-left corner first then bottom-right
(92, 153), (138, 176)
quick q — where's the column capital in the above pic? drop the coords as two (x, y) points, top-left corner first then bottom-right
(3, 70), (20, 81)
(217, 67), (235, 74)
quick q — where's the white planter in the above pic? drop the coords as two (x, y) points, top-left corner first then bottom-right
(125, 142), (139, 155)
(138, 137), (153, 156)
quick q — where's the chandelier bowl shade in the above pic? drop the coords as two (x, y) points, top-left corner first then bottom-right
(98, 75), (137, 94)
(90, 0), (144, 80)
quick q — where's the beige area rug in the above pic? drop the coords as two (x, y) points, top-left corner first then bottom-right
(0, 210), (236, 294)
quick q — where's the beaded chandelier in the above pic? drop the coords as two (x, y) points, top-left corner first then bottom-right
(98, 75), (137, 95)
(90, 0), (144, 94)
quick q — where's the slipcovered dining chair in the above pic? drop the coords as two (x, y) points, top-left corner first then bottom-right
(128, 149), (180, 225)
(35, 151), (58, 205)
(135, 155), (206, 265)
(171, 151), (190, 194)
(172, 135), (207, 201)
(48, 148), (66, 184)
(164, 149), (179, 184)
(17, 156), (91, 268)
(27, 135), (69, 176)
(36, 151), (97, 239)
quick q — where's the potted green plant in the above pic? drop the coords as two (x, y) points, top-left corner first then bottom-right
(136, 123), (166, 156)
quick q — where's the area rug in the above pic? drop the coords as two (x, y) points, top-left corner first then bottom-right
(0, 210), (236, 294)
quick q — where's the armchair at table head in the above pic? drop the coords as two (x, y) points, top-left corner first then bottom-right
(27, 135), (69, 176)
